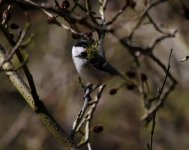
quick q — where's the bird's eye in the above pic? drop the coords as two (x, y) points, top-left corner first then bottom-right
(80, 51), (88, 58)
(82, 44), (87, 48)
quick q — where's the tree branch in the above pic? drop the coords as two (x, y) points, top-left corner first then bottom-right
(0, 44), (73, 150)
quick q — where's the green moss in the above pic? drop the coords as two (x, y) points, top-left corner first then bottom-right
(86, 40), (99, 60)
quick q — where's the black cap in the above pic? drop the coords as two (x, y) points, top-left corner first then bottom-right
(74, 39), (94, 48)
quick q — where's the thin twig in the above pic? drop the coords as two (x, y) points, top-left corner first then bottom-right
(146, 13), (169, 34)
(99, 31), (105, 56)
(71, 84), (93, 138)
(147, 114), (156, 150)
(54, 0), (60, 8)
(99, 0), (106, 22)
(142, 49), (176, 121)
(106, 2), (129, 26)
(77, 84), (106, 147)
(146, 49), (173, 150)
(85, 0), (99, 26)
(71, 83), (101, 138)
(128, 0), (168, 38)
(0, 22), (41, 107)
(22, 0), (82, 35)
(150, 30), (177, 50)
(14, 0), (98, 31)
(72, 0), (88, 13)
(0, 52), (29, 72)
(148, 53), (176, 83)
(0, 23), (30, 67)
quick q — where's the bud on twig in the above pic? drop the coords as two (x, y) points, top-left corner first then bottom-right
(126, 70), (136, 78)
(109, 88), (117, 95)
(93, 125), (103, 133)
(130, 0), (136, 9)
(140, 73), (148, 82)
(61, 0), (70, 10)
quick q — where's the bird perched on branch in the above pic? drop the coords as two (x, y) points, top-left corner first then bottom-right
(72, 38), (125, 84)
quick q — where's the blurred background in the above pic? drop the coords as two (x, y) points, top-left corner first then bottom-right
(1, 0), (189, 149)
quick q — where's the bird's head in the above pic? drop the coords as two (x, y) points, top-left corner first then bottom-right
(72, 39), (99, 60)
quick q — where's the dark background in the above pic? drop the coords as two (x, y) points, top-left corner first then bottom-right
(1, 0), (189, 149)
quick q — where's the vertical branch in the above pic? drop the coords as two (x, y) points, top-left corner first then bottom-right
(98, 0), (108, 57)
(85, 0), (99, 26)
(71, 84), (93, 138)
(147, 114), (156, 150)
(72, 84), (106, 149)
(99, 0), (107, 22)
(99, 31), (105, 57)
(145, 49), (174, 150)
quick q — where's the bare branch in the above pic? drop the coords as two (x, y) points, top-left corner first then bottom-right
(147, 114), (156, 150)
(142, 49), (176, 121)
(77, 84), (106, 147)
(106, 2), (129, 26)
(54, 0), (60, 8)
(146, 13), (169, 34)
(0, 44), (73, 149)
(150, 30), (177, 50)
(0, 23), (30, 68)
(14, 0), (98, 31)
(85, 0), (99, 25)
(71, 83), (94, 138)
(128, 0), (168, 38)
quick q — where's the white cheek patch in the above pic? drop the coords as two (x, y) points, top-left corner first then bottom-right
(72, 47), (86, 57)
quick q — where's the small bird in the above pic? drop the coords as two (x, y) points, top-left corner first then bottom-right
(72, 38), (124, 84)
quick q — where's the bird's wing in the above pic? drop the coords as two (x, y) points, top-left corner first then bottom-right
(88, 54), (120, 75)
